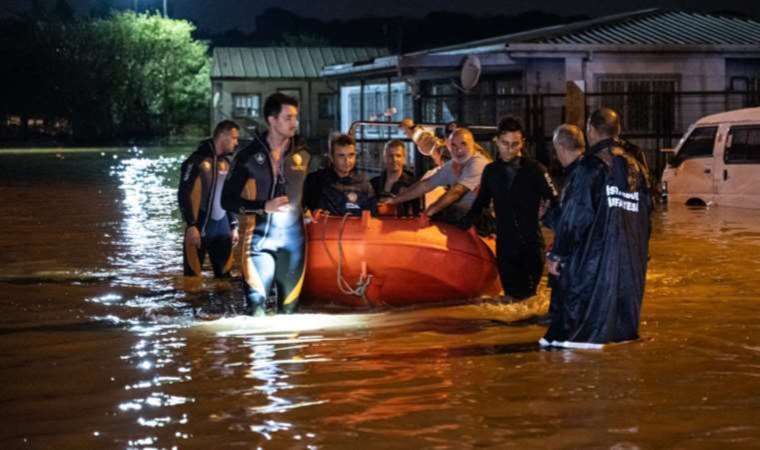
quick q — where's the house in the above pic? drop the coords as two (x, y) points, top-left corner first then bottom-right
(321, 9), (760, 170)
(210, 47), (388, 142)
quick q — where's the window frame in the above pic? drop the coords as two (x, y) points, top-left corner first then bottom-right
(231, 93), (262, 119)
(724, 125), (760, 165)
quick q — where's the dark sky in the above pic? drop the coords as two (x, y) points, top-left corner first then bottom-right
(4, 0), (759, 32)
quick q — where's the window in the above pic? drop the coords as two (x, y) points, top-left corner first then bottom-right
(339, 82), (412, 137)
(232, 94), (261, 118)
(598, 75), (679, 133)
(672, 126), (717, 166)
(318, 93), (337, 119)
(725, 126), (760, 164)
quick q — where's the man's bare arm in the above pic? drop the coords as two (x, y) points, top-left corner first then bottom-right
(387, 178), (432, 205)
(425, 183), (469, 216)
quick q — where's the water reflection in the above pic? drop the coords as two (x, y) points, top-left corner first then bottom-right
(5, 148), (760, 449)
(111, 154), (184, 288)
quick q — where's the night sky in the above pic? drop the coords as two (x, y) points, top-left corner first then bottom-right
(4, 0), (759, 32)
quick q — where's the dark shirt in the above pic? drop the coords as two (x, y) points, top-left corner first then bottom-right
(463, 156), (558, 247)
(370, 170), (421, 216)
(303, 168), (376, 216)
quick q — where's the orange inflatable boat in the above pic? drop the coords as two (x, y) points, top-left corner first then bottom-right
(301, 210), (500, 309)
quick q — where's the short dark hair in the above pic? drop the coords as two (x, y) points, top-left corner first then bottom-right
(263, 92), (299, 119)
(384, 139), (406, 154)
(213, 120), (239, 138)
(497, 116), (524, 137)
(330, 134), (356, 156)
(588, 107), (621, 138)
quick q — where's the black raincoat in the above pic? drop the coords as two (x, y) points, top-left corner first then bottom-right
(542, 139), (651, 346)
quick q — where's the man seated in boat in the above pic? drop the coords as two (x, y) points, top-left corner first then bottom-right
(382, 128), (490, 227)
(303, 133), (376, 217)
(370, 139), (421, 217)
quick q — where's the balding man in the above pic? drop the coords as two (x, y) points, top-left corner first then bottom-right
(460, 116), (558, 301)
(540, 108), (652, 349)
(543, 124), (585, 230)
(384, 127), (490, 223)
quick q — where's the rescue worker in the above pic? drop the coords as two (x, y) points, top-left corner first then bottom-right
(370, 139), (420, 216)
(302, 134), (375, 216)
(459, 117), (558, 300)
(541, 108), (652, 348)
(221, 93), (311, 316)
(178, 120), (240, 278)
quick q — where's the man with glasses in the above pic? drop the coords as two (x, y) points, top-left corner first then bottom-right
(460, 117), (558, 301)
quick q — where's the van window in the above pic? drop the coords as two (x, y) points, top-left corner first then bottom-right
(725, 126), (760, 164)
(672, 126), (717, 166)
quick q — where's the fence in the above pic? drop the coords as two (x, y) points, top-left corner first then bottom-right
(353, 90), (760, 183)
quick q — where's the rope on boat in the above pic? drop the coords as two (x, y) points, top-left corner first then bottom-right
(321, 212), (373, 305)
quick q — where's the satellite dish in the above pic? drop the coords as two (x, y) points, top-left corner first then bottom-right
(459, 55), (482, 91)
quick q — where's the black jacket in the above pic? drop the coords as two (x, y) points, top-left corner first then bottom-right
(303, 168), (375, 216)
(370, 170), (421, 216)
(177, 139), (238, 233)
(462, 156), (557, 247)
(221, 132), (310, 225)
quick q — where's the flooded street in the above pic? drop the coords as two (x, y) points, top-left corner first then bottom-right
(1, 148), (759, 449)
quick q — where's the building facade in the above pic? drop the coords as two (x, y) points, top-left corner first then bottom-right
(211, 47), (387, 142)
(321, 9), (760, 171)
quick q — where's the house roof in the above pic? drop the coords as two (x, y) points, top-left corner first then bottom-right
(211, 47), (389, 79)
(321, 9), (760, 78)
(428, 9), (760, 54)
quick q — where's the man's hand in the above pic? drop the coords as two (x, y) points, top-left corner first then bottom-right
(378, 196), (397, 206)
(417, 212), (431, 227)
(186, 226), (201, 249)
(230, 228), (240, 246)
(265, 196), (290, 213)
(547, 259), (561, 276)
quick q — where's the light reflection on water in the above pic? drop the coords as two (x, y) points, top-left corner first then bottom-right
(2, 148), (760, 448)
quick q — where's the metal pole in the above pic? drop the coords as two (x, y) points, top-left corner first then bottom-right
(163, 0), (167, 17)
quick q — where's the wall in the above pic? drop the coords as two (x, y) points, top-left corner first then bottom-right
(211, 78), (338, 144)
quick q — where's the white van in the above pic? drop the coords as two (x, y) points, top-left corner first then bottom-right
(661, 107), (760, 208)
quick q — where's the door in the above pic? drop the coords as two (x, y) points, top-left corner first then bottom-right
(717, 124), (760, 208)
(664, 125), (718, 203)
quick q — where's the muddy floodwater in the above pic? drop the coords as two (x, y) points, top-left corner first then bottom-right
(1, 147), (759, 449)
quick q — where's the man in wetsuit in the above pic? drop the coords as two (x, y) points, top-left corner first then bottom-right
(370, 139), (420, 216)
(302, 134), (375, 216)
(221, 93), (311, 316)
(383, 128), (489, 225)
(541, 108), (651, 348)
(178, 120), (240, 278)
(459, 117), (558, 301)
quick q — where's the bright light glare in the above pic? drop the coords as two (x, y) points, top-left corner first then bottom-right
(200, 313), (378, 336)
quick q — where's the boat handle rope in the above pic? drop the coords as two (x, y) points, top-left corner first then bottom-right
(320, 213), (373, 305)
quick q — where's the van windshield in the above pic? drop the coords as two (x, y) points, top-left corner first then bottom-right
(671, 126), (717, 167)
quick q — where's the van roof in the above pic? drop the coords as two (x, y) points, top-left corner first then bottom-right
(696, 107), (760, 126)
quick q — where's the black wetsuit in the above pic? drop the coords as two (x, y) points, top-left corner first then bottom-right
(370, 170), (421, 216)
(221, 132), (310, 315)
(177, 139), (238, 277)
(461, 156), (558, 299)
(302, 168), (375, 216)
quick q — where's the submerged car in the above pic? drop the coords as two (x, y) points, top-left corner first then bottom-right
(661, 107), (760, 208)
